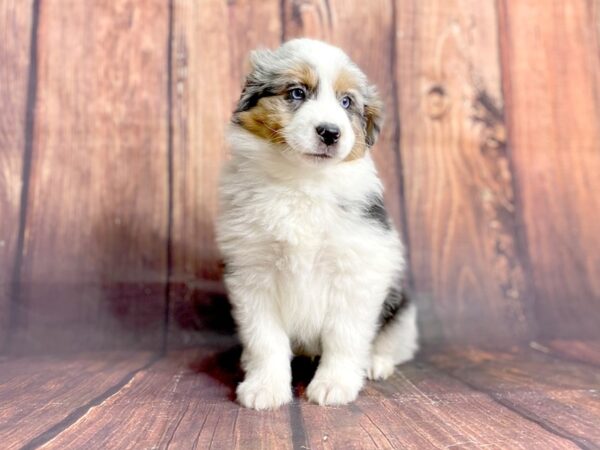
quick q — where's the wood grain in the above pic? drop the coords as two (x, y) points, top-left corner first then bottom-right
(168, 0), (281, 346)
(498, 0), (600, 340)
(0, 351), (153, 449)
(0, 0), (33, 348)
(297, 361), (579, 449)
(430, 346), (600, 448)
(547, 339), (600, 366)
(395, 0), (532, 346)
(283, 0), (406, 238)
(11, 0), (170, 353)
(36, 347), (295, 450)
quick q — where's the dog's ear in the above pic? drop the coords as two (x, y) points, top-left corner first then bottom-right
(235, 49), (276, 113)
(364, 85), (384, 147)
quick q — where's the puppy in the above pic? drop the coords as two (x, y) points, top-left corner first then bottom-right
(216, 39), (418, 410)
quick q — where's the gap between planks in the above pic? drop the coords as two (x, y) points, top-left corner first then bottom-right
(19, 354), (163, 450)
(426, 360), (597, 450)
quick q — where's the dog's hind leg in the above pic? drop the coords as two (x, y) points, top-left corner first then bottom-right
(367, 301), (418, 380)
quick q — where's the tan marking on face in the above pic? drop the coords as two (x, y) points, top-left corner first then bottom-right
(236, 96), (291, 144)
(286, 62), (318, 91)
(364, 101), (383, 145)
(334, 68), (360, 94)
(338, 68), (368, 161)
(344, 115), (367, 162)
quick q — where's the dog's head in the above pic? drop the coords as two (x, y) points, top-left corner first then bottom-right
(232, 39), (383, 165)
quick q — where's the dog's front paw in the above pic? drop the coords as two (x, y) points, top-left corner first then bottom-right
(306, 374), (362, 406)
(237, 376), (292, 410)
(367, 355), (396, 380)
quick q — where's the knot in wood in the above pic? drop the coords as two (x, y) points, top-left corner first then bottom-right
(425, 85), (449, 119)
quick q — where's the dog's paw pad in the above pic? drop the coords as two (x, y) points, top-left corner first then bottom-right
(306, 378), (360, 406)
(367, 355), (396, 380)
(237, 379), (292, 410)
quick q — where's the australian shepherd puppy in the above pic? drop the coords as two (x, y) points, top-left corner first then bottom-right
(216, 39), (418, 410)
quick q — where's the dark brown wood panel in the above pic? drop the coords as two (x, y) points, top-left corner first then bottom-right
(11, 0), (170, 353)
(430, 346), (600, 447)
(37, 347), (295, 450)
(498, 0), (600, 340)
(395, 0), (532, 346)
(283, 0), (406, 237)
(168, 0), (281, 346)
(0, 0), (33, 348)
(0, 351), (153, 449)
(298, 362), (578, 449)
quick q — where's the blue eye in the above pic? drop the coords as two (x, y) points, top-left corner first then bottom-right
(340, 96), (352, 109)
(289, 88), (306, 101)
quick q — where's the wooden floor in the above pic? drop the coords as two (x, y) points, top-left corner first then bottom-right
(1, 340), (598, 449)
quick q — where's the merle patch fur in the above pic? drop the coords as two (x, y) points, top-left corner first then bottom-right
(379, 286), (409, 328)
(363, 194), (390, 230)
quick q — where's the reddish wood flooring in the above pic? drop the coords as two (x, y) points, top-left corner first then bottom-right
(1, 340), (598, 449)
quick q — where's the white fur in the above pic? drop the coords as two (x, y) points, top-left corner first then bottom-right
(216, 39), (418, 410)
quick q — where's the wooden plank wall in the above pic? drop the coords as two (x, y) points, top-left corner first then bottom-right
(498, 0), (600, 340)
(395, 0), (531, 346)
(0, 0), (34, 349)
(6, 0), (171, 352)
(0, 0), (599, 354)
(168, 0), (282, 346)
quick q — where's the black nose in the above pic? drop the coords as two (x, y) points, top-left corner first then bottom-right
(316, 123), (341, 146)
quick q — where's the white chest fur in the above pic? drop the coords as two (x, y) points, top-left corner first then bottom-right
(217, 152), (404, 354)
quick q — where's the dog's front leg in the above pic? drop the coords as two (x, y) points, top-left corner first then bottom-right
(230, 282), (292, 410)
(306, 297), (377, 406)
